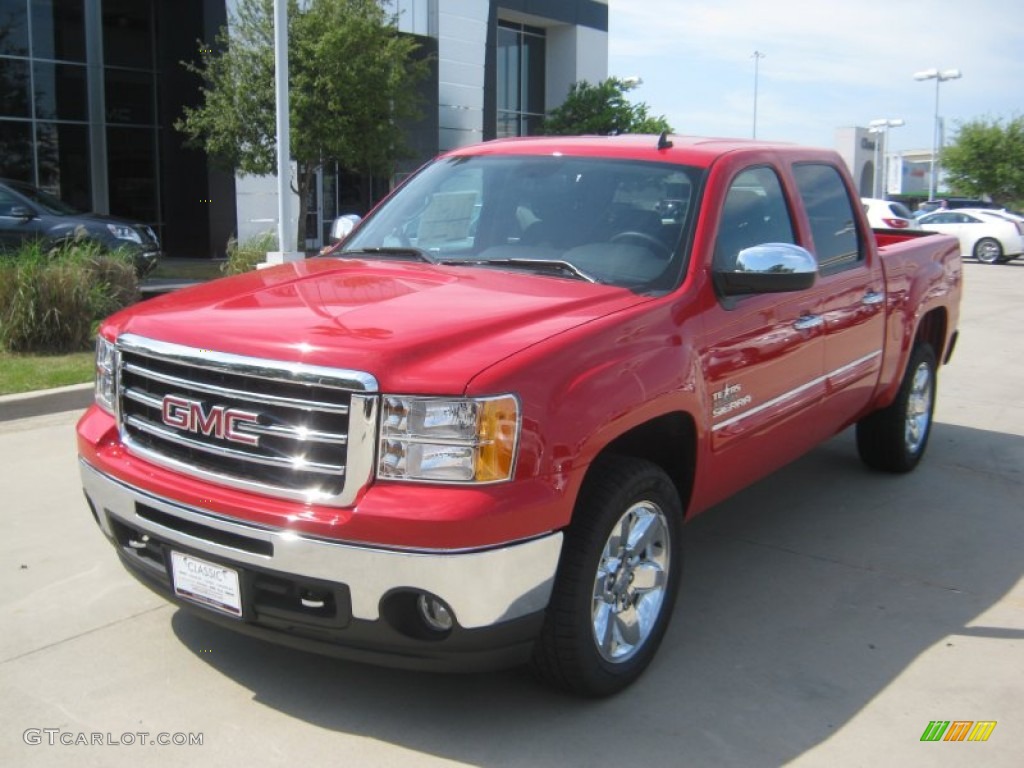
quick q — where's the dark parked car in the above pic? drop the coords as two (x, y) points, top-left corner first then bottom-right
(0, 179), (161, 276)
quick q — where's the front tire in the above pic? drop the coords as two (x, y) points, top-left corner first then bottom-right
(531, 455), (682, 697)
(856, 343), (937, 472)
(974, 237), (1003, 264)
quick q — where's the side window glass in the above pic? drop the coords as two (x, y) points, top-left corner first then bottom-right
(713, 167), (795, 272)
(793, 163), (862, 273)
(0, 189), (19, 216)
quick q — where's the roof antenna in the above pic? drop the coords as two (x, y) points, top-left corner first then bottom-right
(657, 131), (673, 150)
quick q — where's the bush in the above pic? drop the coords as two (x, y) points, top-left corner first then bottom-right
(0, 241), (140, 353)
(222, 231), (278, 275)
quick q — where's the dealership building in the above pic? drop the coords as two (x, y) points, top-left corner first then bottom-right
(835, 126), (939, 201)
(0, 0), (608, 257)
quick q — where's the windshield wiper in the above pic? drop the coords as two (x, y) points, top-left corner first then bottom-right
(447, 257), (599, 284)
(341, 247), (437, 264)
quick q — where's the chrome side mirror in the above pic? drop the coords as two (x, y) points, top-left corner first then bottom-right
(329, 214), (361, 244)
(715, 243), (818, 295)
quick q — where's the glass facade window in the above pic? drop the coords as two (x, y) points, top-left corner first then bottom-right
(0, 119), (32, 180)
(101, 0), (153, 69)
(0, 0), (230, 257)
(0, 0), (29, 56)
(104, 67), (155, 125)
(37, 121), (90, 207)
(496, 21), (545, 138)
(0, 56), (30, 116)
(389, 0), (431, 36)
(32, 0), (86, 62)
(107, 126), (157, 223)
(34, 61), (87, 120)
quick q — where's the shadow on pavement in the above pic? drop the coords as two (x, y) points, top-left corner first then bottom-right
(171, 420), (1024, 766)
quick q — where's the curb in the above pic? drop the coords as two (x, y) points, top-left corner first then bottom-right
(0, 279), (204, 424)
(0, 382), (94, 422)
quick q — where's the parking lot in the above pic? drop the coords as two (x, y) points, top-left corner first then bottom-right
(2, 260), (1022, 767)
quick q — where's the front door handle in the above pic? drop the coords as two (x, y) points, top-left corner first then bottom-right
(793, 314), (824, 331)
(862, 291), (885, 306)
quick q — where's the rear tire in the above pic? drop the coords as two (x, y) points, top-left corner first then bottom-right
(856, 343), (937, 473)
(974, 237), (1002, 264)
(531, 455), (682, 697)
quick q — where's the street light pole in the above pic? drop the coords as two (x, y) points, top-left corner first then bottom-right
(869, 118), (905, 198)
(913, 68), (962, 201)
(752, 51), (765, 139)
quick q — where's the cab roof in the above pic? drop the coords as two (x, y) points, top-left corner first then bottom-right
(443, 134), (825, 169)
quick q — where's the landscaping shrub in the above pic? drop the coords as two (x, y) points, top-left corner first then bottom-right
(0, 241), (139, 353)
(222, 231), (278, 275)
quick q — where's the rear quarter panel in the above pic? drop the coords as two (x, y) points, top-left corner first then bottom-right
(871, 229), (962, 408)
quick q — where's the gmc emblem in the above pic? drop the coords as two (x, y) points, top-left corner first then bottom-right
(161, 395), (260, 446)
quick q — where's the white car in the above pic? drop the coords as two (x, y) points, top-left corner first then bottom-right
(916, 209), (1023, 264)
(861, 198), (920, 230)
(960, 207), (1024, 231)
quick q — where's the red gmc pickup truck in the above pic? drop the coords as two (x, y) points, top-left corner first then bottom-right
(78, 135), (961, 696)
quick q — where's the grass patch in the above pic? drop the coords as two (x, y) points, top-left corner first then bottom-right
(0, 350), (94, 395)
(0, 241), (139, 353)
(223, 232), (278, 275)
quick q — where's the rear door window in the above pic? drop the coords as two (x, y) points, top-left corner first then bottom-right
(793, 164), (863, 273)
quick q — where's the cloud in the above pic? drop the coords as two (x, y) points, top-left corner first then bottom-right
(611, 0), (1021, 88)
(608, 0), (1024, 147)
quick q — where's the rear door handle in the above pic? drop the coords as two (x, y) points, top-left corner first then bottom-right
(793, 314), (824, 331)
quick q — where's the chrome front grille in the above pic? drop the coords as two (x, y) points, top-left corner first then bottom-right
(115, 334), (378, 506)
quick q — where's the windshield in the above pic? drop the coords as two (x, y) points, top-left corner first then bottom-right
(340, 154), (702, 292)
(6, 180), (80, 215)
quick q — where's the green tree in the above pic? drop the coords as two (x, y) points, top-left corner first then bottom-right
(175, 0), (430, 246)
(942, 116), (1024, 206)
(540, 77), (673, 136)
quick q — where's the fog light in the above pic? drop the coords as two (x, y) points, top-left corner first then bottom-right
(417, 593), (454, 632)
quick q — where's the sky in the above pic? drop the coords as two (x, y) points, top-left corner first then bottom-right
(607, 0), (1024, 154)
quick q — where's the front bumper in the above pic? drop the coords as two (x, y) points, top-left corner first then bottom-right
(80, 460), (563, 671)
(130, 248), (161, 277)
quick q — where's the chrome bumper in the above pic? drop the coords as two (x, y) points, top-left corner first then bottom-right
(80, 460), (561, 629)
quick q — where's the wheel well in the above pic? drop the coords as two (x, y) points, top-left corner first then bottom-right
(915, 308), (948, 363)
(597, 412), (696, 515)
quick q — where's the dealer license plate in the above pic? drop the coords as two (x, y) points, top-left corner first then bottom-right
(170, 551), (242, 618)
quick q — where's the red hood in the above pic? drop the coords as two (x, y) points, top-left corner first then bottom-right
(105, 258), (649, 393)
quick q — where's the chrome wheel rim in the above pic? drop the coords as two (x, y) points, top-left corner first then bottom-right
(591, 501), (670, 663)
(976, 240), (1000, 263)
(905, 362), (933, 454)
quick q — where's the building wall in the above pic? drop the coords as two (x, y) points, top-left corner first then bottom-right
(0, 0), (235, 258)
(888, 150), (933, 197)
(1, 0), (609, 257)
(436, 0), (489, 151)
(545, 23), (608, 109)
(235, 0), (609, 249)
(835, 126), (878, 198)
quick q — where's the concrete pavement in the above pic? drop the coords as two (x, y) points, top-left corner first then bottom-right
(1, 260), (1022, 767)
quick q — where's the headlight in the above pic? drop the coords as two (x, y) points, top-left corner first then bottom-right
(95, 336), (119, 415)
(378, 395), (520, 483)
(106, 224), (142, 243)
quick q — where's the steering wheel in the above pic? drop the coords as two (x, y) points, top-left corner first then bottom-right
(610, 231), (672, 258)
